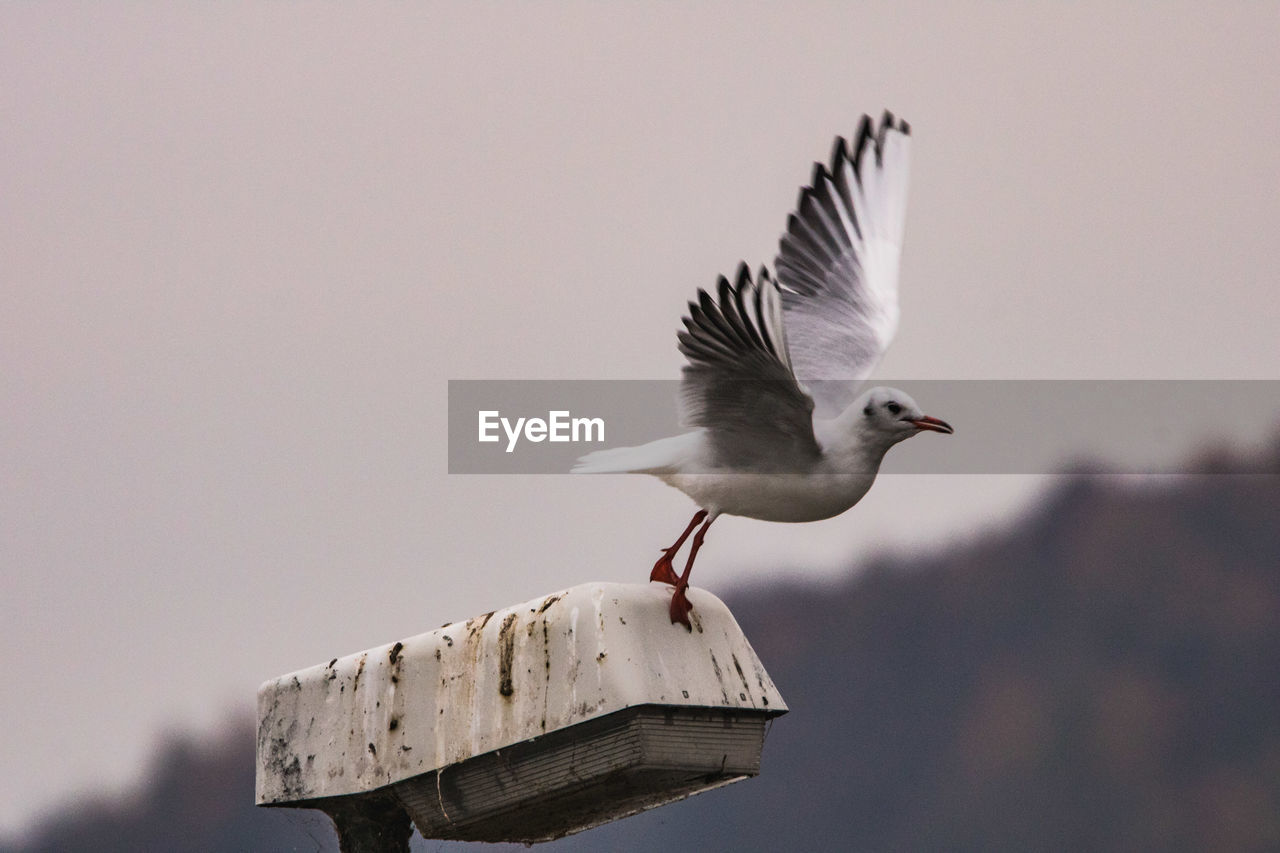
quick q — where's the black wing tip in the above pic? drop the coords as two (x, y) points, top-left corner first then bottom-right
(843, 110), (909, 172)
(879, 109), (909, 135)
(696, 288), (721, 321)
(874, 110), (910, 135)
(791, 162), (834, 226)
(809, 160), (829, 190)
(855, 113), (874, 140)
(792, 111), (909, 209)
(697, 263), (755, 300)
(828, 136), (851, 173)
(676, 261), (785, 365)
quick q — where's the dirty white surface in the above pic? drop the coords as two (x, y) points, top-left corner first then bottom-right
(256, 582), (786, 804)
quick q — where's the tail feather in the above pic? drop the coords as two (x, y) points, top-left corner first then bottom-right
(571, 445), (650, 474)
(571, 432), (700, 475)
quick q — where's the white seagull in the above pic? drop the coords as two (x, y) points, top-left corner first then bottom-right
(573, 112), (952, 629)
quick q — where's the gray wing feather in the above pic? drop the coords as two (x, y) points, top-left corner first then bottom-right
(776, 112), (911, 418)
(677, 264), (821, 472)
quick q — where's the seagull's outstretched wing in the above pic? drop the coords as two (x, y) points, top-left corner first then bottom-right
(775, 112), (911, 419)
(678, 264), (821, 472)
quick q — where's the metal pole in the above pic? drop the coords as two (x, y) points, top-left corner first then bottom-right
(322, 794), (413, 853)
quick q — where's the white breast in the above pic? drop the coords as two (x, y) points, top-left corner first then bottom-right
(660, 469), (879, 523)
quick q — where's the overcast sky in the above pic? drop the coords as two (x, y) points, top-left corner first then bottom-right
(2, 1), (1278, 837)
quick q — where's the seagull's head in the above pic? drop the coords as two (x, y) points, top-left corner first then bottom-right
(856, 387), (954, 446)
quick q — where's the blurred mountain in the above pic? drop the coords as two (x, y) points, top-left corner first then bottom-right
(4, 440), (1278, 852)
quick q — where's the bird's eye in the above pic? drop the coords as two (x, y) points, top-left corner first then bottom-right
(863, 405), (874, 417)
(886, 401), (902, 415)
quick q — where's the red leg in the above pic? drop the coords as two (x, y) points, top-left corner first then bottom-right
(650, 509), (708, 585)
(670, 515), (714, 630)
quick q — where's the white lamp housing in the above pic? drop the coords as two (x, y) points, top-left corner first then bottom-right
(256, 582), (787, 844)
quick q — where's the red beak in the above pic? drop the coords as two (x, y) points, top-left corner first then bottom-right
(908, 415), (953, 434)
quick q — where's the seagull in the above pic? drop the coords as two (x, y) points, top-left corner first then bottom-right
(573, 112), (952, 629)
